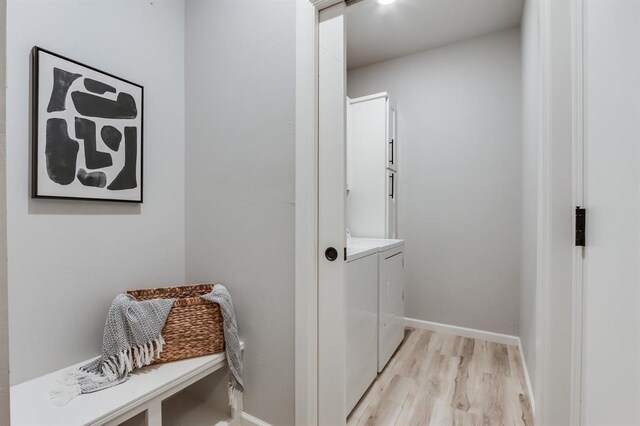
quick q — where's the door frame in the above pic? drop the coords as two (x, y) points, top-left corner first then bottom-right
(295, 1), (344, 425)
(0, 0), (9, 424)
(534, 0), (580, 423)
(570, 0), (585, 423)
(294, 0), (581, 424)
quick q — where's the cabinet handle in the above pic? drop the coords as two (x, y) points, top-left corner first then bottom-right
(389, 174), (394, 199)
(389, 139), (394, 165)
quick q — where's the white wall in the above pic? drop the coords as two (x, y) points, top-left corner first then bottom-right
(6, 0), (186, 384)
(184, 1), (295, 425)
(519, 0), (540, 395)
(348, 28), (522, 335)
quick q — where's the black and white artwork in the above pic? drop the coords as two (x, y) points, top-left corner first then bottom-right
(31, 47), (143, 202)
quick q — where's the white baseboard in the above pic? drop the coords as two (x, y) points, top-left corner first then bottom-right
(241, 411), (272, 426)
(517, 338), (536, 415)
(404, 317), (520, 346)
(405, 317), (536, 414)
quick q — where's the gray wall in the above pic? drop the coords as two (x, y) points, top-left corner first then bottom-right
(520, 0), (539, 393)
(6, 0), (186, 384)
(348, 28), (522, 335)
(184, 1), (295, 425)
(0, 0), (9, 423)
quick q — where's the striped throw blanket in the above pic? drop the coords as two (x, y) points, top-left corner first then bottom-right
(52, 284), (243, 407)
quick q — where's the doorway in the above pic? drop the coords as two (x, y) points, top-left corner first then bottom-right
(295, 0), (576, 424)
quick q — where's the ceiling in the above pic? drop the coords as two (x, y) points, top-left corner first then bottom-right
(346, 0), (524, 70)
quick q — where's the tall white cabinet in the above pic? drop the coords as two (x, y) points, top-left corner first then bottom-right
(347, 93), (397, 239)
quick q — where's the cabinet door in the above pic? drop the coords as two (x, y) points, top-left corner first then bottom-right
(387, 251), (405, 353)
(392, 251), (405, 339)
(346, 97), (353, 192)
(378, 249), (404, 372)
(346, 96), (388, 238)
(387, 106), (397, 171)
(386, 171), (397, 239)
(347, 253), (379, 414)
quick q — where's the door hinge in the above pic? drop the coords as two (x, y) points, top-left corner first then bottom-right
(575, 207), (586, 247)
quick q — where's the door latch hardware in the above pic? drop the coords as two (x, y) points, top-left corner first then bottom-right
(575, 207), (586, 247)
(325, 247), (338, 261)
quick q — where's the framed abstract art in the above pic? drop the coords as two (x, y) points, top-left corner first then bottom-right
(31, 47), (143, 202)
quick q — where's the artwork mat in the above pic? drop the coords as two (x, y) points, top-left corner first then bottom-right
(31, 46), (144, 203)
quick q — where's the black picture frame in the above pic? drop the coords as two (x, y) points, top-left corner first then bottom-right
(31, 46), (144, 203)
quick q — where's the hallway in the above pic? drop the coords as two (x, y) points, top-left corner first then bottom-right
(348, 328), (534, 425)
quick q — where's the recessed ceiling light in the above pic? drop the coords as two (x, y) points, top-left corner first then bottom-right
(378, 0), (396, 4)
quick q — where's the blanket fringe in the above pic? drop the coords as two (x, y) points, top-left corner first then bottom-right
(50, 368), (108, 406)
(50, 370), (82, 406)
(51, 335), (166, 405)
(228, 383), (239, 411)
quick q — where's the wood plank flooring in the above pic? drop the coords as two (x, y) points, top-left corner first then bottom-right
(347, 328), (534, 426)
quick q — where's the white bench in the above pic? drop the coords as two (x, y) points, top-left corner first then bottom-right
(10, 343), (244, 426)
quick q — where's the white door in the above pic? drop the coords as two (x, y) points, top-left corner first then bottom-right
(582, 1), (640, 424)
(318, 3), (347, 425)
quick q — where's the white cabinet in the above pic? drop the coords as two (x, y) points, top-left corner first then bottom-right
(347, 92), (398, 239)
(346, 252), (379, 414)
(346, 239), (405, 415)
(378, 246), (405, 372)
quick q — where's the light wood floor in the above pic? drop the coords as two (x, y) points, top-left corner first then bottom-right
(347, 328), (534, 426)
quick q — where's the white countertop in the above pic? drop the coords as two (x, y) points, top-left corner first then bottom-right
(347, 238), (405, 261)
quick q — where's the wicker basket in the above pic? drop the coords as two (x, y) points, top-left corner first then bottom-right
(126, 283), (224, 364)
